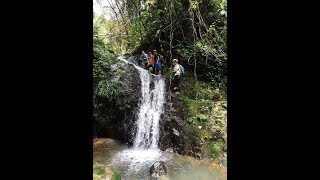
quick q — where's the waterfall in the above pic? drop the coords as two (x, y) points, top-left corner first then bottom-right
(119, 58), (165, 150)
(133, 67), (165, 149)
(112, 58), (167, 175)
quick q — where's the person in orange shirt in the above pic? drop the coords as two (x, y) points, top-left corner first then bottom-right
(147, 52), (155, 73)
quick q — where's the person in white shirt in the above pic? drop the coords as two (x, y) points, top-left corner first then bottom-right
(172, 59), (181, 94)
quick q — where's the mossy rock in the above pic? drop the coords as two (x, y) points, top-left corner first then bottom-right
(196, 114), (207, 122)
(210, 142), (221, 158)
(93, 162), (121, 180)
(181, 96), (197, 117)
(93, 162), (105, 176)
(93, 162), (105, 180)
(105, 166), (121, 180)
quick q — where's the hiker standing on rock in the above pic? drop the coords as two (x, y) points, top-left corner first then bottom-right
(147, 52), (155, 73)
(172, 59), (181, 94)
(139, 50), (148, 68)
(153, 50), (163, 75)
(153, 50), (162, 75)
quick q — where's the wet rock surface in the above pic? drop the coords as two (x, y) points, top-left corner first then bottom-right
(160, 92), (201, 158)
(149, 161), (168, 179)
(93, 60), (141, 145)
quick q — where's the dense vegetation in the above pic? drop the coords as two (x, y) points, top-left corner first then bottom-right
(93, 0), (227, 164)
(94, 0), (226, 86)
(93, 38), (120, 100)
(178, 70), (227, 163)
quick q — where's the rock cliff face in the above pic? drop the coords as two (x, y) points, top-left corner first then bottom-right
(159, 93), (201, 157)
(93, 58), (141, 145)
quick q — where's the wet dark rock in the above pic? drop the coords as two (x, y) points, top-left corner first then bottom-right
(93, 60), (141, 145)
(172, 128), (180, 136)
(149, 161), (167, 178)
(195, 153), (202, 159)
(159, 85), (201, 157)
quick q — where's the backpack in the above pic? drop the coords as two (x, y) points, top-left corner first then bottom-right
(140, 54), (147, 61)
(179, 64), (185, 76)
(156, 61), (162, 70)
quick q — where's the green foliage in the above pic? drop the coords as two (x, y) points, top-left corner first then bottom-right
(191, 0), (199, 9)
(93, 38), (117, 79)
(214, 114), (226, 127)
(187, 116), (196, 124)
(93, 162), (121, 180)
(93, 162), (105, 176)
(210, 142), (221, 158)
(186, 114), (207, 126)
(177, 40), (226, 89)
(181, 96), (197, 116)
(96, 80), (119, 99)
(113, 171), (121, 180)
(197, 88), (222, 101)
(195, 40), (217, 56)
(203, 130), (213, 140)
(93, 0), (227, 89)
(197, 114), (207, 122)
(176, 43), (193, 61)
(93, 37), (121, 102)
(127, 18), (144, 50)
(180, 74), (226, 163)
(189, 0), (227, 87)
(194, 127), (202, 138)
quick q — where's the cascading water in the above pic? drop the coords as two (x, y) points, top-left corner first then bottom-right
(133, 66), (165, 149)
(111, 58), (167, 176)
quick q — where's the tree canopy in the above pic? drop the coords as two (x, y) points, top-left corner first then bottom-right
(94, 0), (227, 86)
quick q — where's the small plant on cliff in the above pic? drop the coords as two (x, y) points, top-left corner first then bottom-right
(93, 38), (116, 80)
(197, 114), (208, 123)
(187, 114), (208, 126)
(93, 162), (105, 178)
(113, 171), (121, 180)
(93, 37), (120, 101)
(210, 143), (221, 158)
(96, 80), (119, 100)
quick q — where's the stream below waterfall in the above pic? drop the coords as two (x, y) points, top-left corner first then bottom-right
(94, 138), (226, 180)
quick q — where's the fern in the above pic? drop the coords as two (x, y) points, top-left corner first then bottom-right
(96, 80), (120, 100)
